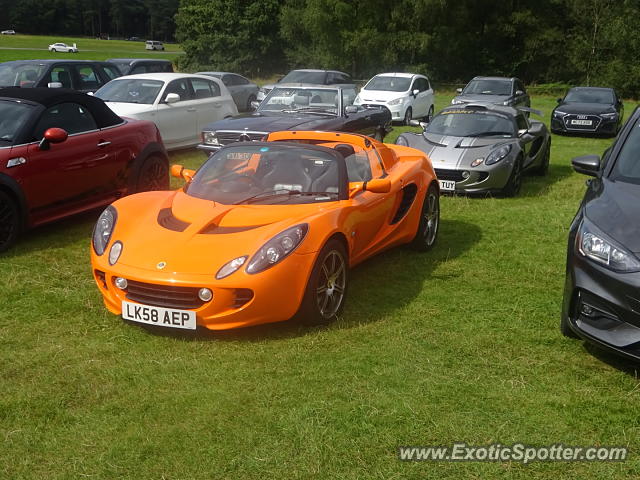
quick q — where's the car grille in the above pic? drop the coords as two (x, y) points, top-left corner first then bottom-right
(563, 114), (602, 131)
(215, 131), (268, 146)
(434, 169), (465, 182)
(232, 289), (254, 309)
(125, 280), (205, 309)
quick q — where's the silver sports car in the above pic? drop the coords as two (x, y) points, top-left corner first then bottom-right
(395, 103), (551, 196)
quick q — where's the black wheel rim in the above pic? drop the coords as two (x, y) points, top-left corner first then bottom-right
(424, 192), (439, 246)
(141, 159), (167, 191)
(428, 106), (434, 122)
(512, 160), (522, 192)
(404, 108), (411, 124)
(316, 250), (346, 319)
(0, 199), (17, 245)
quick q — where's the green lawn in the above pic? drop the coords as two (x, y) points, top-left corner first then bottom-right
(0, 34), (183, 63)
(1, 89), (640, 478)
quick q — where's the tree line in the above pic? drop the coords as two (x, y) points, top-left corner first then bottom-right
(0, 0), (179, 41)
(2, 0), (639, 97)
(175, 0), (640, 97)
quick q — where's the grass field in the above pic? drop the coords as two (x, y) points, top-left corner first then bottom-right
(1, 36), (640, 478)
(0, 34), (183, 63)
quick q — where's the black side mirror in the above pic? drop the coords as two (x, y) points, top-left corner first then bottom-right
(571, 154), (601, 177)
(528, 123), (543, 135)
(557, 98), (562, 103)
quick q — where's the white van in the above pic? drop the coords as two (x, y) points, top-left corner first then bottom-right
(145, 40), (164, 51)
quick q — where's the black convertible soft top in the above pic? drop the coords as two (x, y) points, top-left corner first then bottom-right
(0, 87), (122, 128)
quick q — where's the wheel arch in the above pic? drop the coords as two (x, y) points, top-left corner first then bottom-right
(128, 142), (169, 193)
(0, 174), (28, 230)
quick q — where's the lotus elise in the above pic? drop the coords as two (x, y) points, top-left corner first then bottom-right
(90, 131), (440, 330)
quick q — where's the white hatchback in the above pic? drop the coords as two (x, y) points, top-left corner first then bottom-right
(95, 73), (238, 150)
(354, 73), (434, 125)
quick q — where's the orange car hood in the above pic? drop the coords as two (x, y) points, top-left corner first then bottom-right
(113, 190), (332, 274)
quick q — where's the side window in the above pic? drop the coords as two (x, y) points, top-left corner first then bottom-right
(516, 80), (526, 93)
(334, 73), (350, 84)
(130, 65), (148, 75)
(190, 78), (221, 99)
(221, 75), (233, 87)
(102, 64), (121, 80)
(33, 102), (97, 139)
(235, 75), (249, 85)
(49, 66), (73, 89)
(414, 78), (427, 92)
(516, 115), (529, 131)
(342, 88), (357, 106)
(424, 76), (431, 90)
(75, 66), (101, 90)
(164, 79), (193, 101)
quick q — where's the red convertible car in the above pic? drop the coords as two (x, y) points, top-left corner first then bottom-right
(0, 88), (169, 251)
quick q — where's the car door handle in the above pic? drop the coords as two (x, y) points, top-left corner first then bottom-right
(97, 141), (111, 148)
(365, 116), (371, 120)
(212, 103), (221, 108)
(187, 108), (197, 112)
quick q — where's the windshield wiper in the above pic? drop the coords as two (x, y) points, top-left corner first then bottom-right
(293, 107), (336, 114)
(234, 189), (337, 205)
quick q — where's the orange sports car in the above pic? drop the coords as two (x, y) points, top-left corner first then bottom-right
(90, 130), (439, 330)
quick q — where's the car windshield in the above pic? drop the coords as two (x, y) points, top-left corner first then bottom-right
(0, 62), (46, 87)
(564, 89), (614, 104)
(259, 87), (339, 114)
(426, 111), (515, 137)
(0, 100), (34, 144)
(463, 79), (513, 96)
(279, 71), (327, 84)
(611, 121), (640, 185)
(185, 144), (342, 204)
(94, 78), (164, 104)
(364, 76), (411, 92)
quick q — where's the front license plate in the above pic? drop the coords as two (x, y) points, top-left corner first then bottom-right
(122, 300), (196, 330)
(571, 119), (593, 126)
(439, 180), (456, 191)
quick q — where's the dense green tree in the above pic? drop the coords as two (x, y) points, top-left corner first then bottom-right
(175, 0), (284, 75)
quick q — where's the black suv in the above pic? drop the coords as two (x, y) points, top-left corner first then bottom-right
(0, 60), (122, 93)
(106, 58), (173, 76)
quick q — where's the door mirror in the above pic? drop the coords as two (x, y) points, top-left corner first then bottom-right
(528, 123), (543, 135)
(165, 93), (180, 104)
(557, 98), (563, 103)
(571, 155), (601, 177)
(47, 82), (63, 89)
(515, 90), (524, 96)
(38, 127), (68, 150)
(250, 100), (260, 111)
(412, 88), (419, 97)
(344, 105), (358, 115)
(456, 87), (463, 93)
(365, 178), (391, 193)
(170, 164), (195, 182)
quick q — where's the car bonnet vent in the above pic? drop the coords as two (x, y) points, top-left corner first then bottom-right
(157, 208), (190, 232)
(391, 183), (418, 224)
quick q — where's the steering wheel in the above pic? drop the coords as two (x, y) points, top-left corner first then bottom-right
(218, 174), (261, 193)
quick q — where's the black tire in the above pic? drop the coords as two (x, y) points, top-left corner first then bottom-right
(403, 107), (413, 126)
(246, 94), (256, 111)
(411, 183), (440, 251)
(0, 190), (20, 253)
(560, 315), (579, 338)
(296, 239), (348, 326)
(502, 156), (523, 197)
(532, 140), (550, 176)
(424, 105), (434, 122)
(135, 155), (169, 192)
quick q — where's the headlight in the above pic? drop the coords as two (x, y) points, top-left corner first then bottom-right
(203, 131), (219, 145)
(451, 98), (464, 105)
(601, 112), (618, 119)
(553, 110), (567, 117)
(577, 219), (640, 272)
(484, 144), (512, 165)
(388, 97), (405, 106)
(92, 206), (117, 255)
(395, 135), (408, 146)
(246, 224), (308, 274)
(216, 256), (248, 280)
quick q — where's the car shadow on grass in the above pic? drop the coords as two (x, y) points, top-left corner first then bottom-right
(142, 218), (482, 342)
(583, 343), (640, 375)
(519, 162), (575, 198)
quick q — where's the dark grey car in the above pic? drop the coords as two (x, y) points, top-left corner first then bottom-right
(197, 72), (259, 112)
(451, 76), (530, 109)
(107, 58), (173, 76)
